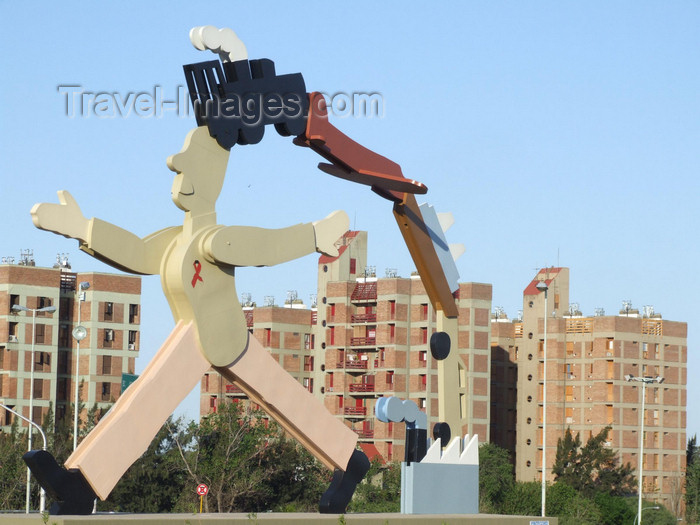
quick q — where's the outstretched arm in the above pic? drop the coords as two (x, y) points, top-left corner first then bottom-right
(202, 210), (348, 267)
(31, 191), (179, 275)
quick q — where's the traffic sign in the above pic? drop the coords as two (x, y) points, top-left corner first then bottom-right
(196, 483), (209, 496)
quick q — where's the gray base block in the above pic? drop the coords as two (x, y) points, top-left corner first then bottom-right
(401, 461), (479, 514)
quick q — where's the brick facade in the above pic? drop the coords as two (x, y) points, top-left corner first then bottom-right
(0, 262), (141, 430)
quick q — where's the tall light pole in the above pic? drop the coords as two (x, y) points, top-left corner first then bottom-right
(11, 303), (56, 513)
(634, 505), (661, 525)
(536, 280), (548, 517)
(72, 281), (90, 450)
(0, 402), (47, 513)
(625, 374), (665, 525)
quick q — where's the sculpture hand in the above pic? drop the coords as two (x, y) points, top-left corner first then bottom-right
(30, 190), (90, 242)
(313, 210), (349, 257)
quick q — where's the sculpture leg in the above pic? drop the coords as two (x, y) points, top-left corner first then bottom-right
(215, 334), (368, 512)
(65, 321), (209, 500)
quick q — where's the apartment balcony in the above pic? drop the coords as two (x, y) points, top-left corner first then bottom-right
(350, 337), (376, 346)
(351, 282), (377, 302)
(344, 359), (368, 370)
(344, 406), (367, 416)
(351, 313), (376, 323)
(353, 428), (374, 439)
(349, 383), (375, 393)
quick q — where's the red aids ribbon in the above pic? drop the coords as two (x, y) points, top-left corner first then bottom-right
(191, 260), (203, 287)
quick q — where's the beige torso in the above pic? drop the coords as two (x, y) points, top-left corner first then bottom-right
(161, 223), (248, 366)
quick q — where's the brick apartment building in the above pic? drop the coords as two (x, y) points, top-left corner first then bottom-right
(201, 231), (493, 462)
(0, 253), (142, 431)
(491, 267), (687, 511)
(198, 239), (688, 510)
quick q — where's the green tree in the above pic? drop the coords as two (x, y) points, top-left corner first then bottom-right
(261, 438), (328, 512)
(688, 434), (698, 470)
(593, 492), (634, 525)
(625, 498), (678, 525)
(500, 481), (540, 516)
(557, 492), (602, 525)
(687, 458), (700, 524)
(0, 421), (29, 510)
(545, 482), (577, 517)
(169, 401), (309, 513)
(347, 458), (400, 513)
(478, 442), (514, 513)
(552, 426), (636, 498)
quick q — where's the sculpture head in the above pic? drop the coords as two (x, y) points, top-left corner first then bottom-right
(167, 126), (230, 214)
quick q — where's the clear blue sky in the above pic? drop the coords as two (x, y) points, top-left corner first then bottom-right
(1, 2), (698, 440)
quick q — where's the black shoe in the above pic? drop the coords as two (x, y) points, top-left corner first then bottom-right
(23, 450), (96, 515)
(319, 449), (370, 513)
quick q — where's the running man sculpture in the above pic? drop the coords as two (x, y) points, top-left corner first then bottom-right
(25, 25), (459, 516)
(25, 126), (368, 514)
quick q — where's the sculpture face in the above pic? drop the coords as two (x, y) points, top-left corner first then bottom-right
(167, 126), (230, 214)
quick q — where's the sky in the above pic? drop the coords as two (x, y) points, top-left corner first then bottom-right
(1, 2), (698, 439)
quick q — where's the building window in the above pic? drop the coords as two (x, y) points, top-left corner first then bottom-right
(104, 302), (114, 321)
(33, 379), (43, 399)
(265, 328), (271, 347)
(101, 382), (111, 401)
(302, 378), (313, 393)
(35, 324), (45, 344)
(421, 303), (428, 321)
(566, 341), (574, 356)
(349, 258), (356, 274)
(3, 405), (14, 426)
(566, 385), (574, 402)
(389, 324), (395, 343)
(566, 407), (573, 424)
(304, 356), (314, 372)
(38, 296), (52, 309)
(389, 300), (396, 320)
(128, 330), (137, 350)
(329, 326), (335, 346)
(59, 324), (70, 347)
(102, 355), (112, 375)
(421, 327), (428, 345)
(129, 304), (139, 324)
(386, 371), (394, 385)
(104, 329), (114, 344)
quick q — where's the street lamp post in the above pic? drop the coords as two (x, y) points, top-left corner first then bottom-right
(11, 303), (56, 513)
(536, 280), (548, 517)
(72, 282), (90, 450)
(625, 374), (665, 525)
(634, 505), (661, 525)
(0, 403), (47, 513)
